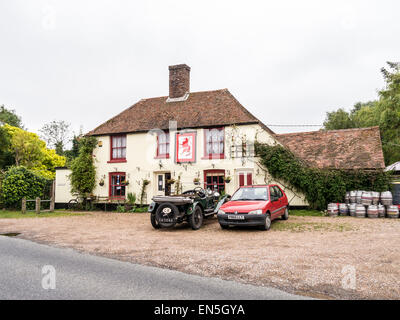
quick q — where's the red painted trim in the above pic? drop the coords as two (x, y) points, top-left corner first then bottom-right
(203, 127), (225, 159)
(203, 169), (225, 191)
(239, 173), (244, 187)
(201, 155), (225, 160)
(107, 159), (127, 163)
(247, 173), (253, 185)
(108, 172), (126, 199)
(175, 132), (196, 163)
(110, 134), (127, 161)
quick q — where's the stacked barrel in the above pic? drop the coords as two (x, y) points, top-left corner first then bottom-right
(328, 190), (399, 218)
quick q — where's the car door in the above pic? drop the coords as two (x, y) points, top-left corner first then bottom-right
(273, 186), (285, 216)
(269, 186), (280, 218)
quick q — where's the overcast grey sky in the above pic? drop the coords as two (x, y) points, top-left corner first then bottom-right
(1, 0), (399, 137)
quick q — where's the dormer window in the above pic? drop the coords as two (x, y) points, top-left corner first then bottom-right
(109, 135), (127, 163)
(156, 131), (170, 159)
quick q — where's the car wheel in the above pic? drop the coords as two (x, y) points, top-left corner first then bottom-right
(189, 206), (203, 230)
(155, 203), (179, 228)
(281, 207), (289, 220)
(150, 213), (160, 229)
(260, 213), (271, 231)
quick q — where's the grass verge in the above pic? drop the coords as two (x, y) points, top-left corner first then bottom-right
(290, 209), (326, 216)
(0, 210), (85, 219)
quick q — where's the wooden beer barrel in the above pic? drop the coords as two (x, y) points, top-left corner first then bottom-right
(361, 191), (373, 206)
(339, 203), (349, 216)
(355, 204), (366, 218)
(387, 205), (399, 219)
(327, 203), (339, 217)
(367, 205), (379, 218)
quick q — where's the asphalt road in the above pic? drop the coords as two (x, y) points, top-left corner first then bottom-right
(0, 236), (306, 300)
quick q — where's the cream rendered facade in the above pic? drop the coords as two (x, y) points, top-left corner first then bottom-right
(55, 123), (308, 206)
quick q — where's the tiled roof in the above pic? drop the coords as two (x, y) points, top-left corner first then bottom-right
(87, 89), (274, 136)
(275, 127), (385, 169)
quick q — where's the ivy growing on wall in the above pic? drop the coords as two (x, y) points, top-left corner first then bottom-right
(255, 143), (391, 210)
(70, 136), (97, 198)
(140, 179), (150, 206)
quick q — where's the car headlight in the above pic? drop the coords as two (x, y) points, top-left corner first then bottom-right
(248, 209), (263, 215)
(218, 209), (225, 214)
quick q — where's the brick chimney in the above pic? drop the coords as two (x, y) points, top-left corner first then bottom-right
(169, 64), (190, 99)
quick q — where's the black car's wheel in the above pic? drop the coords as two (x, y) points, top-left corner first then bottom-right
(155, 203), (179, 228)
(150, 213), (160, 229)
(259, 213), (271, 231)
(188, 206), (203, 230)
(281, 207), (289, 220)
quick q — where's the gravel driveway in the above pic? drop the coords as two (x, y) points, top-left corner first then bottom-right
(1, 212), (399, 299)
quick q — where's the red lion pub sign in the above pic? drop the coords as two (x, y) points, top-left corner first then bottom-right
(175, 132), (196, 163)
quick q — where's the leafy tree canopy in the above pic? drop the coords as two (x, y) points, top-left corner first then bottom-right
(0, 126), (14, 169)
(3, 124), (65, 179)
(0, 105), (23, 128)
(323, 62), (400, 165)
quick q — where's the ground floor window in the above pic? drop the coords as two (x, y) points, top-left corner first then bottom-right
(109, 172), (126, 199)
(204, 169), (225, 193)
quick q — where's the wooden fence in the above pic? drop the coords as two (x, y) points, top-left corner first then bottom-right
(21, 197), (55, 214)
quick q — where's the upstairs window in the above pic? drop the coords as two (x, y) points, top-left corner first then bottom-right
(110, 135), (126, 161)
(156, 131), (170, 158)
(204, 127), (224, 159)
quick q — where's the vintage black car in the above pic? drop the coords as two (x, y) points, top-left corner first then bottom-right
(149, 187), (230, 230)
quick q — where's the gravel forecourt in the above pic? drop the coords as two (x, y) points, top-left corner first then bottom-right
(1, 212), (399, 299)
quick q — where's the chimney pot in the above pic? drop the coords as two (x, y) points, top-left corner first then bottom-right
(169, 64), (190, 99)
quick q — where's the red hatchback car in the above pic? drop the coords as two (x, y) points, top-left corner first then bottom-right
(217, 185), (289, 230)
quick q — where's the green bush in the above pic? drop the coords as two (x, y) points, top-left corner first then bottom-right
(255, 143), (391, 210)
(1, 166), (51, 208)
(127, 192), (136, 205)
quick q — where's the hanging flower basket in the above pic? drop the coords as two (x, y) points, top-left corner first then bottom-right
(224, 176), (232, 183)
(99, 179), (105, 186)
(193, 178), (200, 185)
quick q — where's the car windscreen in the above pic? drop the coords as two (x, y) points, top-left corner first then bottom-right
(230, 187), (268, 201)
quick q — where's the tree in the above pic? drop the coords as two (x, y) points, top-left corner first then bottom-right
(0, 126), (14, 169)
(39, 120), (71, 154)
(70, 136), (97, 198)
(376, 62), (400, 165)
(64, 135), (82, 164)
(3, 124), (65, 179)
(0, 105), (23, 128)
(323, 108), (354, 130)
(323, 62), (400, 165)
